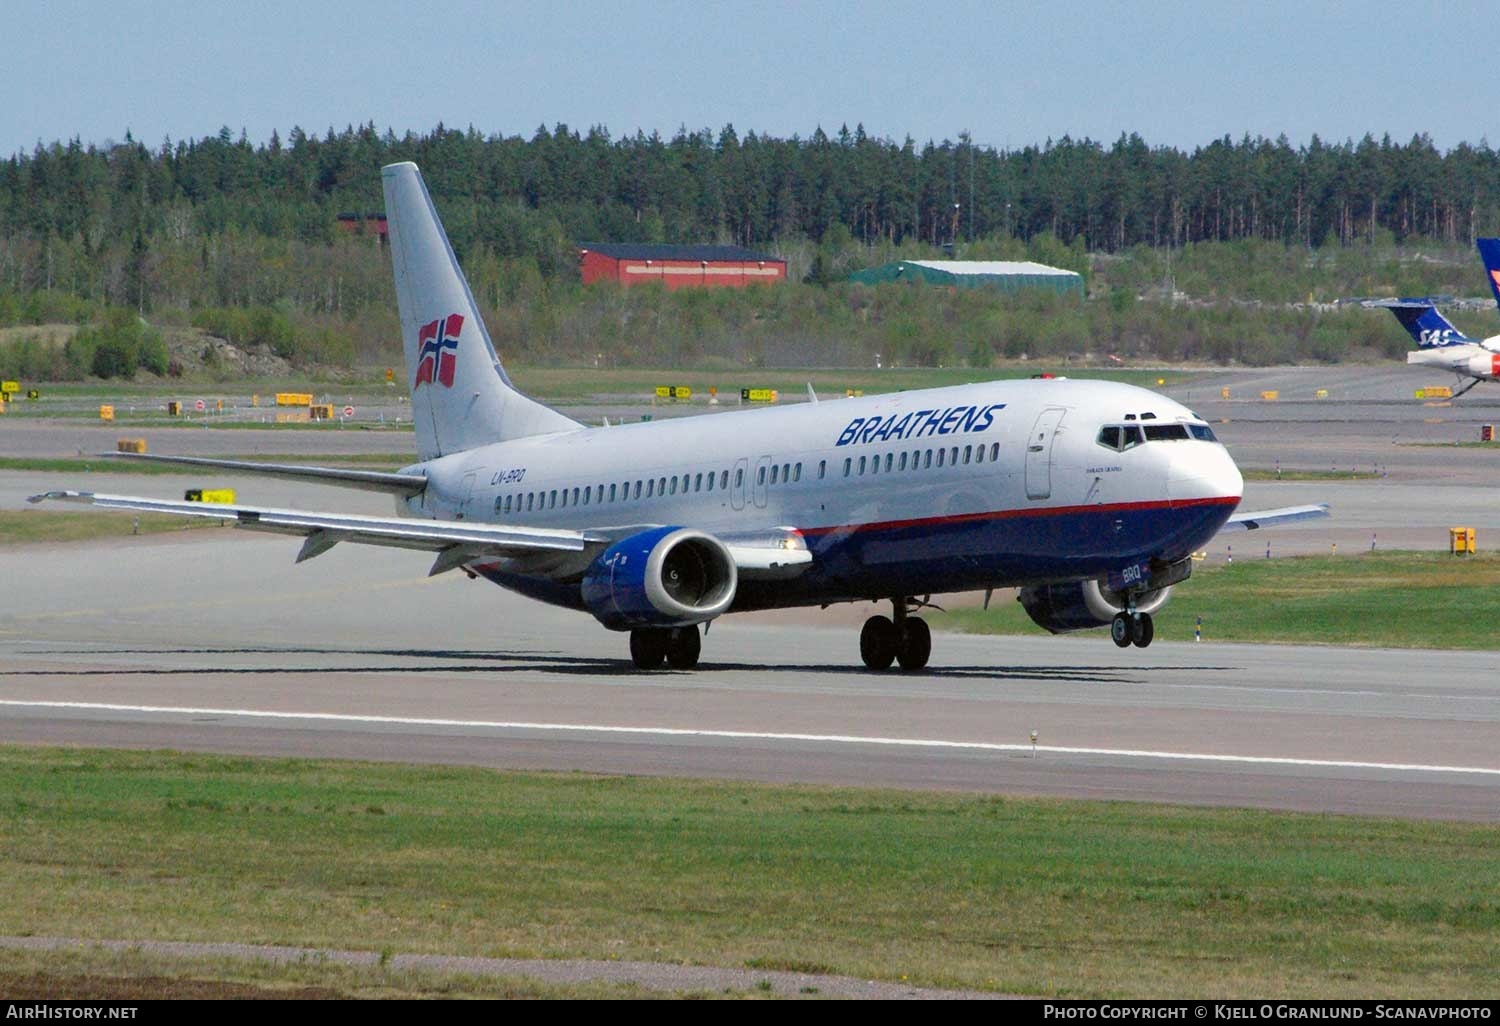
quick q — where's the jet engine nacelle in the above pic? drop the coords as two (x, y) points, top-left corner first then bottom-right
(1017, 578), (1172, 634)
(1468, 352), (1500, 379)
(581, 526), (737, 630)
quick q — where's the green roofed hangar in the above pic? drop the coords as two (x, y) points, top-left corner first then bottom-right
(848, 259), (1083, 298)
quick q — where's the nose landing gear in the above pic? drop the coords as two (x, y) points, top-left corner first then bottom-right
(1110, 611), (1154, 648)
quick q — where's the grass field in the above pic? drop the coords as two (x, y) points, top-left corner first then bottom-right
(5, 365), (1201, 405)
(0, 746), (1495, 998)
(0, 510), (224, 545)
(1240, 469), (1383, 481)
(937, 551), (1500, 648)
(0, 454), (408, 475)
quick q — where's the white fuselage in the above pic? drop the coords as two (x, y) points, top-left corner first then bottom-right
(401, 378), (1243, 612)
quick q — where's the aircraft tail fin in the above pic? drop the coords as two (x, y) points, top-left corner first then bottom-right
(1370, 299), (1471, 348)
(382, 161), (579, 460)
(1476, 238), (1500, 311)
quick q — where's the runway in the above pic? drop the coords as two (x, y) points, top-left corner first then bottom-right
(4, 367), (1499, 821)
(3, 532), (1497, 820)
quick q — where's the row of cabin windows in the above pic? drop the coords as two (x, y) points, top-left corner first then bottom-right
(494, 459), (827, 516)
(842, 441), (1001, 478)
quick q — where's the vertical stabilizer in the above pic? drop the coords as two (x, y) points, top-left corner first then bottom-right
(1379, 300), (1471, 348)
(382, 161), (579, 459)
(1476, 238), (1500, 312)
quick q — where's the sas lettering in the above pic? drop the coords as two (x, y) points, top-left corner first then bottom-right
(834, 403), (1006, 446)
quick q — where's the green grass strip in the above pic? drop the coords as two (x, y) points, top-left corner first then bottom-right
(0, 747), (1495, 997)
(0, 455), (407, 475)
(0, 511), (225, 545)
(939, 551), (1500, 649)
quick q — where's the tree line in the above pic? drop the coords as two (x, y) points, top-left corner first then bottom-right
(2, 122), (1499, 377)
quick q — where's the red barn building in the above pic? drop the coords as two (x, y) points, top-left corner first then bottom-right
(578, 243), (786, 290)
(336, 212), (389, 244)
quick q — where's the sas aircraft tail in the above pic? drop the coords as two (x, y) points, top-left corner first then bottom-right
(382, 162), (579, 460)
(1371, 299), (1472, 349)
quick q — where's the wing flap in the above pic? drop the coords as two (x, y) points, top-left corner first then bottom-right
(29, 491), (597, 561)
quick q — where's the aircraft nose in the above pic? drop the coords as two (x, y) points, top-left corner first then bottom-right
(1168, 442), (1243, 505)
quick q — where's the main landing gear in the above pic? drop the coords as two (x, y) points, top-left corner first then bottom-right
(629, 625), (702, 670)
(860, 597), (933, 672)
(1110, 611), (1154, 649)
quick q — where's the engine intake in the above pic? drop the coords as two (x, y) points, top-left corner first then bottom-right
(1017, 578), (1171, 634)
(581, 526), (737, 630)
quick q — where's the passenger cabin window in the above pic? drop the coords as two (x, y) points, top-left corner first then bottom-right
(843, 458), (851, 477)
(818, 460), (826, 480)
(735, 468), (744, 489)
(770, 465), (778, 485)
(793, 463), (802, 482)
(757, 466), (766, 486)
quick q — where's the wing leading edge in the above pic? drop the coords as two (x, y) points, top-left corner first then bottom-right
(30, 490), (598, 577)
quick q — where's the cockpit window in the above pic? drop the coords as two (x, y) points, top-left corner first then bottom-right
(1099, 421), (1216, 449)
(1096, 424), (1144, 451)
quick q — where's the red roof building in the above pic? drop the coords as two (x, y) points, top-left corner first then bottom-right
(579, 243), (786, 290)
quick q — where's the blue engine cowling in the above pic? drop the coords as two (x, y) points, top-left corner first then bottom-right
(1017, 579), (1171, 634)
(581, 526), (738, 630)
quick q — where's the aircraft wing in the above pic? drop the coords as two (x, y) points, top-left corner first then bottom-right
(28, 491), (816, 579)
(29, 490), (600, 576)
(101, 452), (427, 497)
(1220, 504), (1330, 532)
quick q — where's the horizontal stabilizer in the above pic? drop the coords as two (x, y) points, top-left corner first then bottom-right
(102, 451), (427, 497)
(1221, 504), (1330, 532)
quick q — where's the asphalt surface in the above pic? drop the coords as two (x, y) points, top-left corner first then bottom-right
(3, 366), (1498, 821)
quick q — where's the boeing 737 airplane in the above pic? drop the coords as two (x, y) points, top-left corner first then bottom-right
(1371, 238), (1500, 398)
(32, 162), (1324, 671)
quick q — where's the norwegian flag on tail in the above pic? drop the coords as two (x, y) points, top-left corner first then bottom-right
(414, 313), (464, 389)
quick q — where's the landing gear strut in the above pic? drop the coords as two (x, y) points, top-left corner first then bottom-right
(1110, 611), (1154, 649)
(860, 597), (932, 671)
(629, 625), (701, 670)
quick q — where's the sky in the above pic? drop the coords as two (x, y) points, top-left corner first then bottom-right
(2, 0), (1492, 158)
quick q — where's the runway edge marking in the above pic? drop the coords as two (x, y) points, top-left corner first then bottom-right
(3, 700), (1498, 778)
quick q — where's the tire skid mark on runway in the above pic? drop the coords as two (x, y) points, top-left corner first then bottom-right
(3, 700), (1498, 778)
